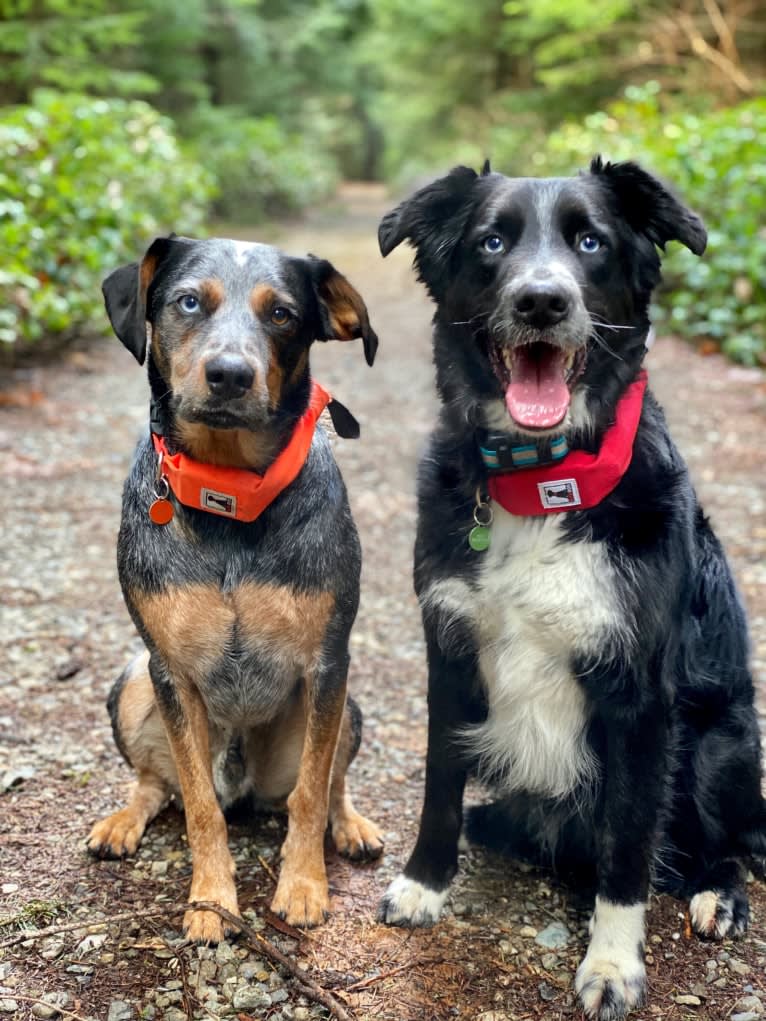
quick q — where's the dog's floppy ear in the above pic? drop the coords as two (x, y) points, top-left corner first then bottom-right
(590, 156), (707, 256)
(307, 257), (378, 366)
(102, 236), (178, 364)
(378, 165), (480, 297)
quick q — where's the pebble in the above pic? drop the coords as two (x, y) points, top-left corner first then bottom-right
(41, 939), (66, 961)
(540, 953), (560, 970)
(150, 861), (168, 877)
(538, 982), (558, 1002)
(162, 1010), (186, 1021)
(730, 957), (752, 976)
(31, 992), (73, 1019)
(1, 766), (35, 790)
(75, 932), (107, 955)
(106, 1001), (133, 1021)
(675, 994), (702, 1006)
(732, 1014), (762, 1021)
(735, 997), (765, 1016)
(519, 925), (538, 939)
(534, 921), (570, 949)
(0, 1001), (18, 1014)
(231, 986), (272, 1011)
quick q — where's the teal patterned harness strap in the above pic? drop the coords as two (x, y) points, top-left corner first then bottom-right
(478, 432), (569, 471)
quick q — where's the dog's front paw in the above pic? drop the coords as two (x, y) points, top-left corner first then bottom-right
(332, 810), (384, 861)
(575, 952), (646, 1020)
(690, 889), (749, 940)
(185, 868), (240, 944)
(87, 809), (145, 858)
(271, 872), (330, 928)
(377, 874), (448, 927)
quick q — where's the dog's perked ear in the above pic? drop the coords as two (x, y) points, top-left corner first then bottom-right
(308, 258), (379, 367)
(102, 236), (178, 364)
(590, 156), (707, 256)
(377, 165), (479, 297)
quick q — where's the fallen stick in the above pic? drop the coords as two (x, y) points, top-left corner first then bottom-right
(190, 900), (355, 1021)
(345, 961), (413, 991)
(0, 908), (167, 950)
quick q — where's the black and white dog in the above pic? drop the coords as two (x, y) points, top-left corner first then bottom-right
(376, 158), (766, 1020)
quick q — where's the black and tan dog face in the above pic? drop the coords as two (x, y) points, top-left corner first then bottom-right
(103, 236), (377, 434)
(380, 158), (706, 436)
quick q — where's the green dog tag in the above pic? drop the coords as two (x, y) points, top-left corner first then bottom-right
(468, 524), (491, 551)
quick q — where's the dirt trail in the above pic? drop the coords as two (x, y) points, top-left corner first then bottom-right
(1, 184), (765, 1021)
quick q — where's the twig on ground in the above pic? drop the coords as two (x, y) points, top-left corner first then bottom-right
(345, 961), (414, 991)
(190, 900), (355, 1021)
(257, 854), (279, 883)
(0, 909), (167, 950)
(0, 994), (88, 1021)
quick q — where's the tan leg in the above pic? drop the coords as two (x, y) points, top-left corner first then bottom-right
(89, 770), (168, 857)
(88, 654), (175, 857)
(160, 678), (239, 943)
(329, 706), (384, 861)
(270, 676), (345, 927)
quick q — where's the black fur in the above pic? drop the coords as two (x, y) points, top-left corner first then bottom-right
(377, 159), (765, 1017)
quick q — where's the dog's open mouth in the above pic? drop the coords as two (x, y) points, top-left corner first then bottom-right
(490, 341), (586, 430)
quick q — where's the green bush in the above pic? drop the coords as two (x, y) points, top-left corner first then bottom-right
(506, 84), (766, 366)
(0, 90), (216, 352)
(188, 106), (338, 222)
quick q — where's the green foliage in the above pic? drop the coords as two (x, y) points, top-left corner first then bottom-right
(188, 106), (338, 221)
(0, 91), (215, 349)
(518, 84), (766, 365)
(0, 1), (156, 103)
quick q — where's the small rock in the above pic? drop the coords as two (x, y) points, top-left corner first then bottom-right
(735, 997), (765, 1016)
(150, 861), (168, 877)
(41, 939), (66, 961)
(730, 957), (751, 976)
(519, 925), (538, 939)
(293, 1010), (310, 1021)
(539, 981), (558, 1002)
(161, 1010), (186, 1021)
(535, 921), (570, 950)
(231, 986), (272, 1011)
(270, 989), (289, 1004)
(1, 766), (35, 791)
(31, 992), (74, 1019)
(0, 1001), (19, 1015)
(732, 1014), (762, 1021)
(690, 983), (708, 999)
(75, 932), (107, 955)
(476, 1013), (511, 1021)
(214, 941), (236, 965)
(107, 1002), (133, 1021)
(675, 994), (701, 1007)
(0, 965), (11, 981)
(1, 884), (18, 894)
(540, 953), (559, 970)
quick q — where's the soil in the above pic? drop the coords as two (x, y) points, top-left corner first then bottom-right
(1, 183), (765, 1021)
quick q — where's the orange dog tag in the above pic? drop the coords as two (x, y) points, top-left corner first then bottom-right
(149, 498), (174, 525)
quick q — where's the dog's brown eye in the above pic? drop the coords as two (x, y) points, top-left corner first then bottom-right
(271, 307), (291, 325)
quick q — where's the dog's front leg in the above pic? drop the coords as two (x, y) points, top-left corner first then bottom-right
(379, 618), (481, 927)
(270, 647), (349, 927)
(576, 698), (667, 1021)
(149, 656), (238, 943)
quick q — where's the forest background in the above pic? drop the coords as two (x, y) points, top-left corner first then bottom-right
(1, 0), (764, 364)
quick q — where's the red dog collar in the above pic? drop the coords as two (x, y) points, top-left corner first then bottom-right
(150, 381), (331, 524)
(487, 372), (647, 516)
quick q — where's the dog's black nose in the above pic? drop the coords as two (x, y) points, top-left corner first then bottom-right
(513, 283), (570, 329)
(205, 355), (255, 399)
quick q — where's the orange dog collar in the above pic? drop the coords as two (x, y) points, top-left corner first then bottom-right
(149, 381), (332, 524)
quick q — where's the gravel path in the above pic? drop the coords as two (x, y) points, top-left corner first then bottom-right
(1, 183), (765, 1021)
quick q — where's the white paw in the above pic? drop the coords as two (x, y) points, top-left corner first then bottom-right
(690, 889), (748, 940)
(575, 898), (647, 1020)
(377, 874), (448, 927)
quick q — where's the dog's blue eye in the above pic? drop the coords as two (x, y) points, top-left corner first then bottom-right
(483, 235), (505, 254)
(177, 294), (200, 313)
(578, 234), (601, 254)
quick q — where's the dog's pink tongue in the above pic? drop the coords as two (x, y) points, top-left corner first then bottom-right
(505, 345), (570, 428)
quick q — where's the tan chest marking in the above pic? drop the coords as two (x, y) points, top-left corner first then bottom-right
(132, 582), (335, 683)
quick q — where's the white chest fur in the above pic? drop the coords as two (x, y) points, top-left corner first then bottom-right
(423, 508), (629, 799)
